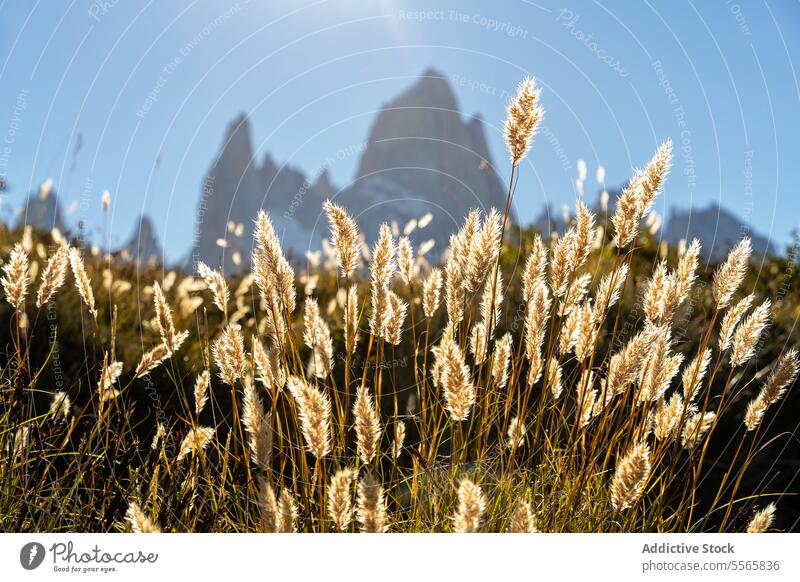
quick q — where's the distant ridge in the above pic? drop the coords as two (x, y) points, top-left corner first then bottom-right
(192, 69), (509, 273)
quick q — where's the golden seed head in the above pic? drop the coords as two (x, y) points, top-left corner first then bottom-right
(730, 300), (771, 367)
(212, 324), (246, 385)
(2, 242), (30, 309)
(422, 267), (443, 318)
(508, 499), (538, 533)
(324, 199), (361, 278)
(504, 77), (543, 166)
(36, 243), (68, 308)
(328, 468), (356, 532)
(303, 298), (334, 378)
(197, 262), (229, 313)
(452, 477), (486, 533)
(712, 238), (751, 309)
(357, 473), (387, 533)
(682, 348), (712, 403)
(392, 420), (406, 459)
(242, 379), (273, 470)
(286, 376), (332, 460)
(125, 502), (161, 533)
(353, 385), (382, 464)
(177, 426), (215, 461)
(610, 442), (652, 511)
(719, 294), (754, 352)
(746, 503), (776, 533)
(396, 236), (414, 285)
(68, 246), (97, 318)
(681, 412), (716, 449)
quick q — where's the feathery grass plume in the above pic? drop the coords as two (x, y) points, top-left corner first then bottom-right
(470, 273), (503, 363)
(561, 273), (592, 315)
(344, 284), (359, 354)
(444, 258), (466, 324)
(252, 335), (286, 392)
(746, 503), (776, 533)
(323, 200), (361, 277)
(681, 412), (716, 449)
(212, 324), (246, 385)
(397, 236), (414, 284)
(422, 267), (442, 318)
(328, 468), (356, 532)
(549, 229), (575, 298)
(612, 170), (646, 248)
(508, 499), (538, 533)
(452, 478), (487, 532)
(353, 385), (381, 464)
(193, 370), (211, 417)
(286, 376), (332, 459)
(674, 238), (701, 297)
(592, 264), (628, 322)
(605, 326), (655, 396)
(638, 140), (672, 216)
(610, 442), (652, 511)
(256, 478), (278, 532)
(682, 348), (712, 403)
(435, 331), (475, 421)
(357, 473), (387, 533)
(506, 416), (526, 449)
(652, 393), (684, 441)
(504, 76), (543, 166)
(574, 302), (598, 362)
(125, 502), (161, 533)
(525, 282), (551, 383)
(638, 327), (683, 404)
(719, 294), (754, 352)
(712, 238), (751, 309)
(253, 210), (296, 314)
(558, 306), (581, 356)
(730, 300), (771, 367)
(392, 420), (406, 459)
(242, 379), (273, 470)
(465, 208), (502, 292)
(67, 246), (97, 318)
(744, 349), (799, 430)
(262, 294), (288, 346)
(577, 370), (598, 427)
(134, 343), (171, 378)
(442, 211), (478, 322)
(2, 242), (31, 311)
(303, 298), (333, 378)
(152, 282), (178, 352)
(35, 243), (68, 307)
(368, 223), (395, 336)
(491, 333), (512, 389)
(150, 423), (166, 450)
(49, 391), (71, 423)
(546, 359), (564, 399)
(7, 425), (30, 457)
(573, 199), (596, 268)
(276, 490), (298, 533)
(97, 355), (123, 396)
(197, 262), (229, 313)
(643, 262), (670, 322)
(177, 426), (215, 461)
(522, 234), (548, 302)
(384, 291), (407, 345)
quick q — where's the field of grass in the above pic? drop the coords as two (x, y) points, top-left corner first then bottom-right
(1, 78), (798, 533)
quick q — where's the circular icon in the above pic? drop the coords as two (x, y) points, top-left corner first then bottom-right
(20, 542), (46, 570)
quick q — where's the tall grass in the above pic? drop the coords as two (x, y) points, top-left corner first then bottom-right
(0, 77), (796, 534)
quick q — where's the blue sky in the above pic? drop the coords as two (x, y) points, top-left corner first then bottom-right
(1, 0), (799, 261)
